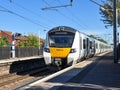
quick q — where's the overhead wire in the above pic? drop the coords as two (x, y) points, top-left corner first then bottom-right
(42, 0), (88, 29)
(57, 0), (89, 29)
(0, 4), (49, 29)
(10, 1), (57, 26)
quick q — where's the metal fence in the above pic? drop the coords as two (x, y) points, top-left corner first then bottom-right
(15, 47), (42, 58)
(0, 47), (43, 60)
(0, 47), (11, 60)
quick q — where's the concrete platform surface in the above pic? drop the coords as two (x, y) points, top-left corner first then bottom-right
(58, 52), (120, 90)
(0, 55), (43, 64)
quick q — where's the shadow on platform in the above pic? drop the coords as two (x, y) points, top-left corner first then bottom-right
(9, 58), (46, 75)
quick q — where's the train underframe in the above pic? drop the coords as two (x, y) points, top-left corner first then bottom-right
(51, 58), (67, 69)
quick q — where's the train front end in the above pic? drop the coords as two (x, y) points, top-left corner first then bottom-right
(43, 26), (78, 67)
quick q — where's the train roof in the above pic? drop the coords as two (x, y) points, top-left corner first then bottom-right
(48, 26), (88, 35)
(48, 26), (77, 33)
(48, 26), (112, 46)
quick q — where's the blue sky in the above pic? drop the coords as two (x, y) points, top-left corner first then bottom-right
(0, 0), (114, 43)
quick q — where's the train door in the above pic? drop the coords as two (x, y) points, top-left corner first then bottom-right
(93, 40), (96, 55)
(86, 38), (90, 58)
(79, 35), (82, 60)
(83, 38), (86, 58)
(91, 40), (95, 57)
(95, 41), (98, 54)
(79, 34), (86, 59)
(80, 34), (85, 59)
(89, 40), (92, 57)
(99, 43), (101, 53)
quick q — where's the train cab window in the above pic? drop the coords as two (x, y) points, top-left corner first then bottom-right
(49, 33), (74, 47)
(83, 39), (86, 49)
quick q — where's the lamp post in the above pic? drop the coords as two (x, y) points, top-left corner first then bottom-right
(113, 0), (118, 63)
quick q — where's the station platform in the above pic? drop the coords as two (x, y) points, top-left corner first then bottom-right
(21, 52), (120, 90)
(58, 52), (120, 90)
(0, 55), (44, 76)
(0, 55), (43, 64)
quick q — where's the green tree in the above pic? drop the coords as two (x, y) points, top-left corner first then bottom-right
(0, 36), (9, 46)
(27, 33), (39, 47)
(16, 33), (45, 48)
(40, 39), (45, 48)
(89, 34), (107, 43)
(17, 40), (27, 47)
(100, 0), (120, 28)
(97, 38), (107, 44)
(89, 35), (97, 39)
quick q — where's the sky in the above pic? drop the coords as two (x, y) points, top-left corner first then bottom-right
(0, 0), (115, 44)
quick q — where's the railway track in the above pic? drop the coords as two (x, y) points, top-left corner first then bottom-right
(0, 66), (58, 90)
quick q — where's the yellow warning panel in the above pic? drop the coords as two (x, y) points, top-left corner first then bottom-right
(50, 47), (71, 58)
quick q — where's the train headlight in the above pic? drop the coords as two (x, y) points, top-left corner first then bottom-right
(44, 48), (50, 53)
(70, 48), (77, 53)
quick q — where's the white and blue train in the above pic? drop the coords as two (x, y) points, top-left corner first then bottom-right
(43, 26), (112, 67)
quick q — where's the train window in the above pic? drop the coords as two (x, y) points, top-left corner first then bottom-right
(87, 38), (89, 49)
(83, 39), (86, 49)
(90, 41), (92, 49)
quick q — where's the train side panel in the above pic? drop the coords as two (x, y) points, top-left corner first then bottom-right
(43, 33), (52, 65)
